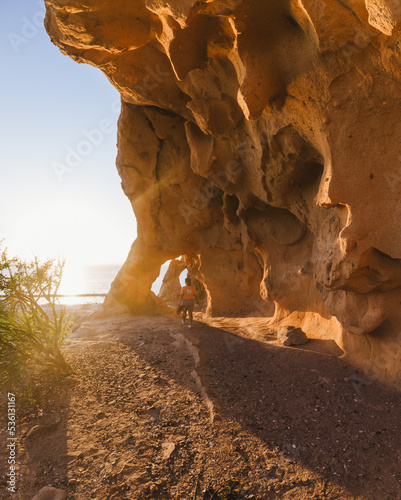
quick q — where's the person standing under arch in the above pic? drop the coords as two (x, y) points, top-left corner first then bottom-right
(180, 277), (197, 328)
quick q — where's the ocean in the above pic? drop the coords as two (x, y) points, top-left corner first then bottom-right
(58, 262), (170, 305)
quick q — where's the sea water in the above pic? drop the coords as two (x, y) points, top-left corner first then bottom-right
(58, 262), (171, 305)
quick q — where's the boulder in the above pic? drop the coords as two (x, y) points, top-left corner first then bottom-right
(277, 326), (308, 346)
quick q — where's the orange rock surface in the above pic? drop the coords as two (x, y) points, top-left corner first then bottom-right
(45, 0), (401, 386)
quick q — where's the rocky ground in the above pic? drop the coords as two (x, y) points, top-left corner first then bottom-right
(1, 306), (401, 499)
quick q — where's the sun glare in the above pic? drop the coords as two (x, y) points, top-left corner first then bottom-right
(58, 263), (86, 296)
(4, 198), (132, 269)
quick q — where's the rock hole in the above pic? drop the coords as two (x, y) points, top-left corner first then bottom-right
(179, 268), (187, 287)
(299, 162), (324, 189)
(156, 258), (187, 305)
(151, 260), (171, 294)
(223, 193), (240, 225)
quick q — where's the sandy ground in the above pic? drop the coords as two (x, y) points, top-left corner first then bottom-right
(1, 305), (401, 499)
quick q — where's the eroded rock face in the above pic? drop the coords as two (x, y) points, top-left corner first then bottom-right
(45, 0), (401, 385)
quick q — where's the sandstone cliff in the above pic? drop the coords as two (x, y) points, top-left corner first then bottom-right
(44, 0), (401, 386)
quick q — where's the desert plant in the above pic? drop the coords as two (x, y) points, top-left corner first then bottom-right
(0, 244), (72, 386)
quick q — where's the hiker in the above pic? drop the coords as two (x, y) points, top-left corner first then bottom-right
(180, 277), (197, 328)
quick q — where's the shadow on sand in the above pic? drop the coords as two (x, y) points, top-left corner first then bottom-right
(116, 316), (401, 500)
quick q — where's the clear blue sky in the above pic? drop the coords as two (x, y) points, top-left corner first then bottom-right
(0, 0), (137, 267)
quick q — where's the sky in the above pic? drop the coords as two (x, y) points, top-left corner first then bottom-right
(0, 0), (137, 269)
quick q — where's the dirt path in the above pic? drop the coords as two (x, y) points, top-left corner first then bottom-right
(1, 311), (401, 499)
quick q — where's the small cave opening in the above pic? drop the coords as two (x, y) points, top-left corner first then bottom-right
(152, 258), (187, 307)
(298, 161), (324, 188)
(223, 193), (241, 225)
(153, 256), (208, 310)
(151, 260), (172, 295)
(179, 268), (188, 287)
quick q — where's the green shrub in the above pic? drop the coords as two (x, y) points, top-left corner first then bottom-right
(0, 244), (72, 386)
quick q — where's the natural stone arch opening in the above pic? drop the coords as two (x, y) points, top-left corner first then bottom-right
(157, 258), (186, 307)
(151, 260), (171, 295)
(158, 256), (209, 312)
(178, 268), (187, 287)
